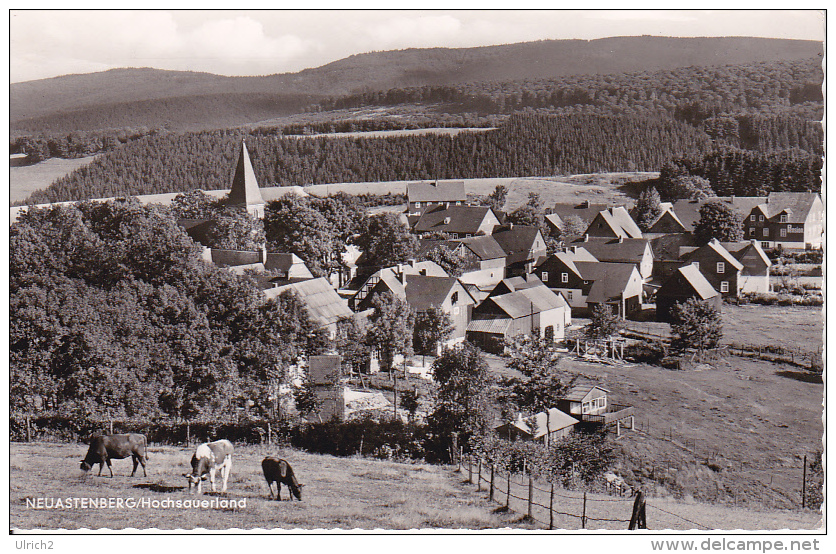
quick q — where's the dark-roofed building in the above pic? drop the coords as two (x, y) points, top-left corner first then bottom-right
(265, 277), (354, 338)
(574, 261), (643, 318)
(264, 252), (315, 285)
(679, 239), (745, 297)
(533, 247), (598, 312)
(406, 180), (467, 215)
(585, 206), (643, 239)
(492, 224), (547, 276)
(348, 260), (448, 311)
(356, 272), (476, 345)
(557, 384), (610, 418)
(656, 264), (721, 322)
(467, 282), (570, 352)
(412, 205), (501, 238)
(638, 202), (689, 235)
(488, 273), (547, 297)
(573, 236), (654, 280)
(549, 201), (617, 231)
(720, 240), (772, 293)
(177, 218), (214, 247)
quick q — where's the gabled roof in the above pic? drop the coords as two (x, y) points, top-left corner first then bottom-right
(551, 201), (615, 223)
(646, 205), (687, 233)
(403, 274), (473, 312)
(590, 206), (643, 239)
(572, 236), (649, 264)
(264, 253), (315, 280)
(492, 225), (544, 265)
(759, 192), (821, 223)
(649, 233), (697, 261)
(227, 141), (265, 209)
(177, 218), (213, 246)
(497, 409), (579, 438)
(467, 317), (513, 334)
(407, 180), (466, 203)
(681, 239), (744, 271)
(487, 284), (569, 319)
(562, 383), (610, 402)
(413, 205), (497, 235)
(454, 234), (507, 260)
(266, 277), (353, 326)
(719, 240), (772, 268)
(664, 264), (719, 300)
(539, 248), (598, 279)
(574, 261), (640, 303)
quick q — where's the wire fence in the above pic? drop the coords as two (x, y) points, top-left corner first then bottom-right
(457, 453), (715, 531)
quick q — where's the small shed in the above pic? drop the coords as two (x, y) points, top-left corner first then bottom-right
(557, 384), (610, 417)
(495, 408), (579, 444)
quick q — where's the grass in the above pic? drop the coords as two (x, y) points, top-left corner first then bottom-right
(719, 304), (823, 353)
(10, 443), (530, 531)
(9, 156), (97, 204)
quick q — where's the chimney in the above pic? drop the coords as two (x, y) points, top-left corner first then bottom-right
(731, 195), (735, 202)
(584, 234), (589, 242)
(618, 236), (624, 243)
(444, 217), (451, 225)
(408, 258), (417, 268)
(570, 245), (577, 254)
(580, 200), (589, 208)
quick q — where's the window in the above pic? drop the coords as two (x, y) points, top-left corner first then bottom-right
(750, 214), (756, 221)
(451, 291), (459, 304)
(759, 215), (764, 222)
(780, 229), (787, 237)
(541, 271), (549, 282)
(780, 214), (788, 223)
(561, 273), (568, 283)
(717, 262), (725, 274)
(453, 306), (460, 315)
(456, 201), (462, 206)
(761, 241), (770, 248)
(414, 202), (421, 208)
(567, 291), (573, 301)
(450, 233), (458, 239)
(749, 228), (756, 236)
(720, 281), (729, 293)
(763, 228), (769, 237)
(466, 234), (472, 238)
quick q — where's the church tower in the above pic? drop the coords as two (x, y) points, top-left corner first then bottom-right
(226, 141), (266, 219)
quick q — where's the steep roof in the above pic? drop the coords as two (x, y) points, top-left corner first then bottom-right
(670, 197), (766, 231)
(404, 275), (470, 312)
(572, 236), (649, 264)
(719, 240), (772, 268)
(264, 253), (315, 280)
(574, 261), (640, 303)
(488, 284), (568, 319)
(664, 264), (719, 300)
(682, 239), (744, 271)
(562, 383), (610, 402)
(227, 141), (265, 209)
(266, 277), (353, 326)
(591, 206), (643, 238)
(407, 180), (466, 203)
(454, 234), (507, 260)
(492, 225), (543, 265)
(760, 192), (821, 222)
(413, 205), (496, 235)
(551, 201), (615, 223)
(649, 233), (697, 261)
(497, 409), (579, 438)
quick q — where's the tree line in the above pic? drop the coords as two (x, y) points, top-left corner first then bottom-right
(11, 126), (165, 163)
(21, 113), (712, 204)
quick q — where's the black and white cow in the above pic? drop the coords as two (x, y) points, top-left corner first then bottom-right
(183, 439), (233, 494)
(261, 457), (303, 501)
(80, 433), (148, 477)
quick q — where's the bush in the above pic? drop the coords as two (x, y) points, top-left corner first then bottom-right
(291, 417), (428, 460)
(740, 292), (823, 306)
(624, 340), (668, 364)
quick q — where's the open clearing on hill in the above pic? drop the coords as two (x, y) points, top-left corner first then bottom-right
(9, 156), (97, 204)
(11, 442), (820, 531)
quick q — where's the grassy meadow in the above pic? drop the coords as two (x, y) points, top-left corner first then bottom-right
(9, 156), (98, 204)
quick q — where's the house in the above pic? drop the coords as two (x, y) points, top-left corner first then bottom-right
(491, 224), (548, 276)
(264, 253), (315, 285)
(355, 272), (476, 345)
(574, 261), (644, 318)
(532, 247), (595, 311)
(648, 233), (698, 284)
(488, 273), (550, 297)
(557, 384), (610, 418)
(572, 235), (654, 281)
(656, 264), (721, 322)
(639, 202), (689, 235)
(584, 206), (643, 239)
(549, 201), (617, 232)
(741, 192), (823, 249)
(679, 239), (744, 297)
(467, 282), (570, 353)
(412, 205), (501, 238)
(671, 193), (823, 250)
(264, 277), (355, 339)
(348, 260), (448, 311)
(417, 234), (507, 293)
(719, 240), (772, 293)
(495, 408), (579, 444)
(406, 180), (466, 215)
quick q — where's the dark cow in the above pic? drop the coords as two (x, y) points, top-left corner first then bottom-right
(261, 457), (303, 501)
(80, 433), (148, 477)
(183, 439), (234, 494)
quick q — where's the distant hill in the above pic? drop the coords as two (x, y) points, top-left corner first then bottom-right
(11, 36), (822, 133)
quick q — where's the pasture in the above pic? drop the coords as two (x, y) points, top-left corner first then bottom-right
(9, 155), (97, 204)
(10, 442), (526, 531)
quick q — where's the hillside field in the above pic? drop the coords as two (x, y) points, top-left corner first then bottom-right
(9, 155), (97, 204)
(10, 442), (820, 531)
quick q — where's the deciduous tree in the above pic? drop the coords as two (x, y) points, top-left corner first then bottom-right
(670, 297), (723, 355)
(694, 201), (744, 244)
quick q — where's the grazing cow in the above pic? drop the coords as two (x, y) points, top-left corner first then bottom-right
(80, 433), (148, 477)
(183, 439), (233, 494)
(261, 457), (303, 501)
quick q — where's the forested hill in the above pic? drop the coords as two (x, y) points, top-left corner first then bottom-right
(23, 114), (713, 204)
(11, 36), (821, 133)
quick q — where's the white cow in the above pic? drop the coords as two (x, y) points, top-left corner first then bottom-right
(183, 439), (234, 494)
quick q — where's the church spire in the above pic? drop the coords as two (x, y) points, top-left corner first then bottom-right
(227, 141), (265, 218)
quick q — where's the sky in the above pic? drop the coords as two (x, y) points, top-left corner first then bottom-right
(9, 9), (826, 83)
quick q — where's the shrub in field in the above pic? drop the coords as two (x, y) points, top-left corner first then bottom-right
(624, 340), (668, 364)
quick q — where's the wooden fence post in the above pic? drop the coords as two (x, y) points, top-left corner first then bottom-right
(582, 492), (587, 529)
(802, 455), (807, 509)
(490, 464), (495, 501)
(477, 458), (483, 492)
(506, 470), (511, 508)
(629, 490), (647, 530)
(527, 475), (533, 520)
(109, 419), (114, 435)
(468, 455), (473, 483)
(25, 415), (31, 443)
(267, 421), (272, 445)
(186, 422), (190, 445)
(549, 482), (554, 530)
